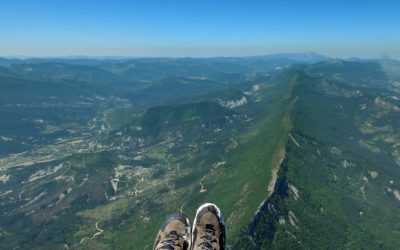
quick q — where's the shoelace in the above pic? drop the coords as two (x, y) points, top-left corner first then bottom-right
(157, 230), (182, 250)
(197, 224), (217, 250)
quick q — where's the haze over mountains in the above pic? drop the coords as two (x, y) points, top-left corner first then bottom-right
(0, 53), (399, 249)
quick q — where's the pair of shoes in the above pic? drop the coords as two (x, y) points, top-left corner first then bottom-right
(153, 203), (225, 250)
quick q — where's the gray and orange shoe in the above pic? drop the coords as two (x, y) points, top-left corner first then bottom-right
(191, 203), (225, 250)
(153, 213), (191, 250)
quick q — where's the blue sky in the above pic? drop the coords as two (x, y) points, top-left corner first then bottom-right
(1, 0), (399, 58)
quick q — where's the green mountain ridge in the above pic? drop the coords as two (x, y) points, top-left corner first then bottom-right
(1, 58), (399, 249)
(235, 68), (400, 249)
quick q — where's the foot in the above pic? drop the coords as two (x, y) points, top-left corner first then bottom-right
(154, 213), (191, 250)
(191, 203), (225, 250)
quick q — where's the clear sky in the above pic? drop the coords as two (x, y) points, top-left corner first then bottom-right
(1, 0), (399, 58)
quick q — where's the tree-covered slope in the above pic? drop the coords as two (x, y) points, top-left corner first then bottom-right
(236, 68), (400, 250)
(2, 57), (400, 250)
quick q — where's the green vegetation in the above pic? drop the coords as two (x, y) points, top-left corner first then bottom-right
(1, 57), (400, 249)
(236, 64), (400, 249)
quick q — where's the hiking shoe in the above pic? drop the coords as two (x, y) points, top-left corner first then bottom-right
(154, 213), (191, 250)
(191, 203), (225, 250)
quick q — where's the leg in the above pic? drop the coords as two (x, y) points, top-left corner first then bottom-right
(153, 213), (191, 250)
(191, 203), (225, 250)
